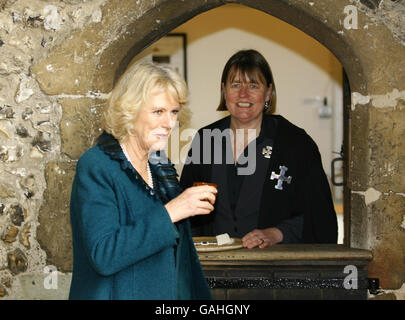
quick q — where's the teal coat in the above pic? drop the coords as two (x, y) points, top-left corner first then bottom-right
(69, 132), (212, 300)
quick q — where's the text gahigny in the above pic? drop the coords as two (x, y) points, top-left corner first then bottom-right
(154, 304), (251, 317)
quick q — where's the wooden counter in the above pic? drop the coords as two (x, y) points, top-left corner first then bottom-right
(197, 244), (373, 300)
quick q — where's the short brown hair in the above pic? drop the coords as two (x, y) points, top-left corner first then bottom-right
(217, 49), (277, 114)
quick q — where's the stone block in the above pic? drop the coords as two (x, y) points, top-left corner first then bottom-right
(37, 161), (76, 272)
(350, 104), (370, 191)
(350, 192), (369, 249)
(7, 248), (28, 275)
(17, 273), (71, 300)
(351, 23), (405, 94)
(360, 0), (382, 10)
(31, 30), (100, 95)
(1, 225), (19, 243)
(9, 204), (25, 226)
(369, 103), (405, 192)
(59, 98), (104, 160)
(19, 223), (31, 249)
(0, 285), (7, 298)
(30, 0), (158, 95)
(0, 183), (15, 198)
(367, 194), (405, 289)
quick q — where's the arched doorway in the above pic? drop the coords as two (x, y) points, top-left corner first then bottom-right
(128, 4), (348, 244)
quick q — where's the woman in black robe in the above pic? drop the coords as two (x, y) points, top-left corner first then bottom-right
(180, 50), (338, 248)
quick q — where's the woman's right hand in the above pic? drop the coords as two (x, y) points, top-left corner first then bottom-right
(164, 185), (217, 223)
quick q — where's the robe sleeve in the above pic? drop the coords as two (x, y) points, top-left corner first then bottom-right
(179, 157), (198, 189)
(179, 130), (204, 189)
(179, 133), (209, 236)
(300, 138), (338, 243)
(276, 214), (304, 244)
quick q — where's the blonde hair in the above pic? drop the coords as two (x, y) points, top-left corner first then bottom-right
(103, 62), (190, 142)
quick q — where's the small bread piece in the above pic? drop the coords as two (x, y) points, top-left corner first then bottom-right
(216, 233), (234, 246)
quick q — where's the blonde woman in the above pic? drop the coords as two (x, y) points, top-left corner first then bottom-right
(69, 62), (216, 300)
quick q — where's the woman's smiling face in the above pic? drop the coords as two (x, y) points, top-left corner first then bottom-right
(131, 87), (180, 153)
(222, 68), (272, 126)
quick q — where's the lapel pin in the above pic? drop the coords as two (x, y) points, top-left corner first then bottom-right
(262, 146), (272, 158)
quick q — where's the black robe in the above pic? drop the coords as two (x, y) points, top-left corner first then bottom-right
(180, 114), (338, 244)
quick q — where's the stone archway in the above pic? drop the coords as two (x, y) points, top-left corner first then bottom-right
(31, 0), (405, 290)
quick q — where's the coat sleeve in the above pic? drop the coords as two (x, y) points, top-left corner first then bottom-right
(70, 152), (178, 276)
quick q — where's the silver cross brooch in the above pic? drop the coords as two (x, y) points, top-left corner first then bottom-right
(270, 165), (292, 190)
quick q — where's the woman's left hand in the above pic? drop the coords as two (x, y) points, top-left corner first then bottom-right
(242, 228), (283, 249)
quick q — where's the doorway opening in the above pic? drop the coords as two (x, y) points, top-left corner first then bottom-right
(122, 4), (351, 244)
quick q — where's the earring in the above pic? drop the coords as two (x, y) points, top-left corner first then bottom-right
(263, 101), (270, 111)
